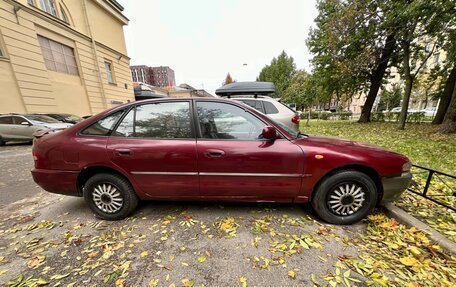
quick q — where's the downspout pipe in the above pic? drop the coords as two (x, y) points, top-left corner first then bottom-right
(82, 0), (108, 110)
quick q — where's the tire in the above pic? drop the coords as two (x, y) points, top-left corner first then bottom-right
(83, 173), (139, 220)
(311, 170), (378, 225)
(0, 137), (5, 146)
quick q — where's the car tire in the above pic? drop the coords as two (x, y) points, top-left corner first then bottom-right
(83, 173), (139, 220)
(311, 170), (377, 225)
(0, 137), (5, 146)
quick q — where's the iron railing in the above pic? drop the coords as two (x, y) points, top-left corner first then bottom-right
(407, 164), (455, 212)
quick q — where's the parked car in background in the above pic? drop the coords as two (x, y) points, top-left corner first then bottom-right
(43, 113), (84, 124)
(388, 107), (418, 114)
(421, 107), (437, 117)
(216, 82), (300, 131)
(32, 98), (412, 225)
(0, 114), (72, 146)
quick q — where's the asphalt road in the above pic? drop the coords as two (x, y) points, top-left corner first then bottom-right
(0, 144), (368, 286)
(0, 143), (44, 206)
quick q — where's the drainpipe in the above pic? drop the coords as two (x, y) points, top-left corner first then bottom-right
(82, 0), (108, 109)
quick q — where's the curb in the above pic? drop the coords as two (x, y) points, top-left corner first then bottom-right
(382, 202), (456, 256)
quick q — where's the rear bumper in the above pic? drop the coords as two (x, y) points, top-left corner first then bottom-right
(381, 172), (412, 203)
(31, 168), (81, 196)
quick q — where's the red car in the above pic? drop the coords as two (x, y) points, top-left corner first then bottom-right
(31, 98), (412, 224)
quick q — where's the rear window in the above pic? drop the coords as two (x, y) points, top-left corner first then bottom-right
(0, 117), (12, 124)
(263, 101), (279, 114)
(81, 110), (124, 136)
(239, 100), (265, 113)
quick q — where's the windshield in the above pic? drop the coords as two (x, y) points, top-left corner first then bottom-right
(267, 117), (303, 138)
(25, 115), (61, 124)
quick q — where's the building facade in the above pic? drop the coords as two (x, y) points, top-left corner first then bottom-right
(130, 65), (175, 88)
(0, 0), (134, 116)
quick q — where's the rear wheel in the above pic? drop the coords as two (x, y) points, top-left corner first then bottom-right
(0, 137), (5, 146)
(83, 173), (138, 220)
(311, 170), (377, 225)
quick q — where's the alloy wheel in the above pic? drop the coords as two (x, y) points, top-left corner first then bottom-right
(327, 182), (366, 216)
(92, 183), (124, 214)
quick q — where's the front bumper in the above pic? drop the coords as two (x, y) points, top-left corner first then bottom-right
(381, 172), (412, 203)
(31, 168), (81, 196)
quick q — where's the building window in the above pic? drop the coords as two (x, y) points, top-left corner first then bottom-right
(37, 35), (79, 76)
(60, 5), (69, 23)
(40, 0), (57, 16)
(105, 61), (114, 83)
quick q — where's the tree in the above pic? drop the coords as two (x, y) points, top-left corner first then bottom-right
(257, 51), (296, 97)
(307, 0), (401, 123)
(440, 85), (456, 133)
(433, 66), (456, 124)
(223, 73), (234, 85)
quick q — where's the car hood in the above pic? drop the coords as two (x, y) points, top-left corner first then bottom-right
(297, 135), (403, 156)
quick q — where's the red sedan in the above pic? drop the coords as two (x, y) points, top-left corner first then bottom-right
(31, 98), (412, 224)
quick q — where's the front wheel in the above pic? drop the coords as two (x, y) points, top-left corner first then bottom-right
(83, 173), (138, 220)
(311, 170), (378, 225)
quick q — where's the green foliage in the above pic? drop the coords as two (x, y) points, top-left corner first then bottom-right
(257, 51), (296, 97)
(371, 112), (385, 122)
(378, 84), (402, 112)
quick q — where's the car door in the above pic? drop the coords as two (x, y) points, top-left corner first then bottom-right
(106, 100), (198, 198)
(0, 116), (14, 139)
(11, 116), (36, 140)
(195, 101), (305, 201)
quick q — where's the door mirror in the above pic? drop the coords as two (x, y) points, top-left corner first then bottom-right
(21, 121), (31, 126)
(261, 126), (277, 140)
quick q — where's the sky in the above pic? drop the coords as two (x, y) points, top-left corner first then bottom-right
(120, 0), (318, 95)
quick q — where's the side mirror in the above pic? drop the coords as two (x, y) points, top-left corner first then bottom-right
(261, 126), (277, 140)
(21, 121), (31, 126)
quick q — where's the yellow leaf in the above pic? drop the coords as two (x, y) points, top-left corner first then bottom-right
(181, 279), (194, 287)
(240, 277), (247, 287)
(149, 279), (159, 287)
(197, 256), (206, 263)
(288, 270), (295, 279)
(399, 256), (418, 267)
(0, 269), (8, 275)
(141, 251), (149, 258)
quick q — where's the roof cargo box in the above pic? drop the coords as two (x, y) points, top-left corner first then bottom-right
(215, 82), (275, 97)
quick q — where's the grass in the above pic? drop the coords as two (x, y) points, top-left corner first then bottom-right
(300, 120), (456, 241)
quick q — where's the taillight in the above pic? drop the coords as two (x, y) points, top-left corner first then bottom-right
(292, 114), (300, 124)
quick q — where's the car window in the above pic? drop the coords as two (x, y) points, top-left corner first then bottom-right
(197, 102), (264, 140)
(81, 110), (124, 136)
(263, 101), (279, 114)
(135, 102), (192, 139)
(0, 117), (13, 124)
(24, 114), (60, 124)
(113, 109), (135, 137)
(12, 116), (28, 125)
(239, 100), (265, 113)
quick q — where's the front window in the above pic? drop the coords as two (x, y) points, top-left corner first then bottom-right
(37, 35), (79, 76)
(196, 102), (265, 140)
(40, 0), (57, 16)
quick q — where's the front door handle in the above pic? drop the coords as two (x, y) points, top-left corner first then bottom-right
(114, 148), (132, 157)
(205, 149), (225, 158)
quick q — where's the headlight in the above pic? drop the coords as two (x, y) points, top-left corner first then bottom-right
(402, 162), (412, 173)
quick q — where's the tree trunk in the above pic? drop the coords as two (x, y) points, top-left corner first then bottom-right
(440, 83), (456, 133)
(398, 41), (413, 130)
(358, 33), (397, 123)
(433, 65), (456, 124)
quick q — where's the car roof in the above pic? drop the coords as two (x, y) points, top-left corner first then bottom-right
(215, 82), (275, 96)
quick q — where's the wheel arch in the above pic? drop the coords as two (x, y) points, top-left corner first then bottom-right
(311, 164), (383, 204)
(77, 165), (133, 196)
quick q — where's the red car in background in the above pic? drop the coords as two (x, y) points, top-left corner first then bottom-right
(31, 98), (412, 224)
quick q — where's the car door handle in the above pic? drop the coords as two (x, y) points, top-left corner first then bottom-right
(205, 149), (225, 158)
(114, 149), (132, 157)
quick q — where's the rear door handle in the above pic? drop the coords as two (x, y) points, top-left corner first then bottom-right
(114, 148), (132, 157)
(205, 149), (225, 158)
